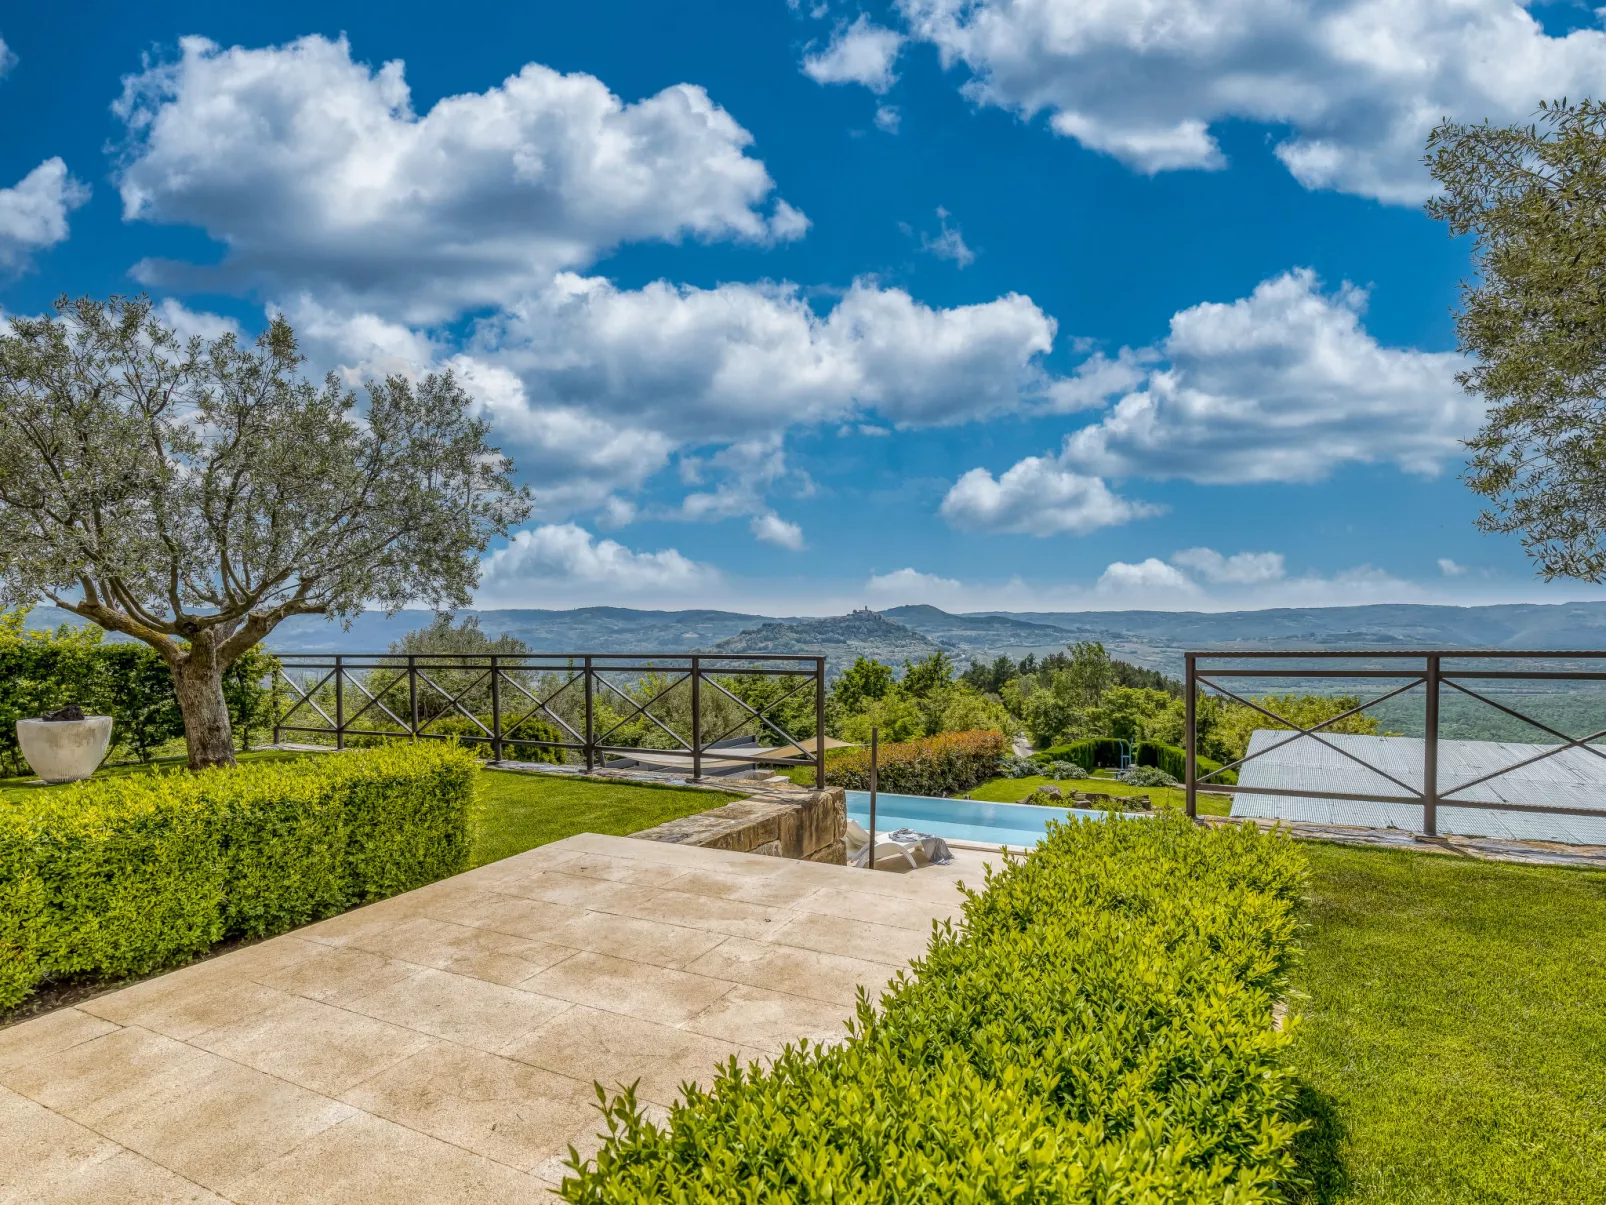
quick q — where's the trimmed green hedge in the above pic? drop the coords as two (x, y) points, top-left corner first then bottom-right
(0, 609), (280, 773)
(1137, 740), (1238, 786)
(825, 729), (1008, 796)
(0, 743), (476, 1008)
(561, 811), (1307, 1202)
(1034, 737), (1238, 785)
(1033, 735), (1128, 772)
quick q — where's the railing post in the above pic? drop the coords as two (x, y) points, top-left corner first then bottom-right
(408, 655), (418, 740)
(691, 656), (702, 782)
(868, 726), (879, 870)
(584, 655), (595, 772)
(272, 669), (282, 746)
(1184, 652), (1197, 820)
(815, 657), (827, 790)
(1424, 653), (1440, 837)
(490, 653), (503, 763)
(334, 654), (345, 751)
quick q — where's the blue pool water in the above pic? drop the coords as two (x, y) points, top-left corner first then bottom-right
(846, 790), (1113, 848)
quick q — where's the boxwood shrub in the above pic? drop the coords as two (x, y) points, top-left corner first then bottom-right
(562, 811), (1307, 1203)
(825, 729), (1008, 796)
(0, 742), (476, 1009)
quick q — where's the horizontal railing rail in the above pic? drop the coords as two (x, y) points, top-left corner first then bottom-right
(271, 652), (828, 787)
(1184, 649), (1606, 834)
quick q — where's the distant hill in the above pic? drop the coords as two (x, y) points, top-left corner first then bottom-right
(702, 609), (939, 674)
(22, 604), (785, 654)
(23, 600), (1606, 678)
(880, 604), (1082, 658)
(984, 602), (1606, 673)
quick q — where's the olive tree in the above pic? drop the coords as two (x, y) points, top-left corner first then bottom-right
(1427, 100), (1606, 579)
(0, 295), (530, 768)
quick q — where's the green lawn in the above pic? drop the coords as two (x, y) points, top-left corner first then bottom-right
(469, 769), (740, 866)
(962, 773), (1234, 816)
(1290, 842), (1606, 1204)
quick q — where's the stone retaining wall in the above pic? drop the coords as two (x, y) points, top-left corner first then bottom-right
(631, 786), (847, 864)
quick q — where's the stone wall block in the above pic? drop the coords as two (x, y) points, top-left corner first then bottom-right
(633, 785), (847, 864)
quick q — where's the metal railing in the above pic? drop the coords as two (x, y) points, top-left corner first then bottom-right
(271, 652), (828, 787)
(1184, 649), (1606, 835)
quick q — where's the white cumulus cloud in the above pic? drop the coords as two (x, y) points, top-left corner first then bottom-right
(1438, 557), (1468, 577)
(0, 36), (15, 76)
(1059, 268), (1478, 483)
(0, 158), (89, 273)
(472, 272), (1060, 439)
(940, 457), (1159, 535)
(1096, 558), (1200, 596)
(897, 0), (1606, 203)
(751, 513), (806, 550)
(113, 34), (804, 321)
(479, 523), (716, 602)
(246, 269), (1063, 527)
(802, 16), (906, 93)
(865, 567), (965, 602)
(154, 299), (243, 343)
(1089, 553), (1423, 607)
(1171, 547), (1286, 584)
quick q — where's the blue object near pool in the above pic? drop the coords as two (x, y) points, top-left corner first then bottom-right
(845, 790), (1116, 848)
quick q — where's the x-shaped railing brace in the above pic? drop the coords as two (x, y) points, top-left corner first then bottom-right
(1193, 674), (1428, 798)
(276, 668), (338, 730)
(593, 672), (693, 750)
(700, 673), (815, 751)
(1437, 679), (1606, 799)
(498, 671), (587, 745)
(414, 669), (495, 737)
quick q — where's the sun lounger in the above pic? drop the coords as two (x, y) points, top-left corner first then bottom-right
(845, 820), (953, 869)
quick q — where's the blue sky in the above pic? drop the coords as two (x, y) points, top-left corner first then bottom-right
(6, 0), (1606, 615)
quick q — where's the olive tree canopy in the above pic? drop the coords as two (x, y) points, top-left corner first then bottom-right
(1427, 100), (1606, 580)
(0, 295), (530, 767)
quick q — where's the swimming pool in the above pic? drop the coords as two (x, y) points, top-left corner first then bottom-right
(846, 790), (1117, 848)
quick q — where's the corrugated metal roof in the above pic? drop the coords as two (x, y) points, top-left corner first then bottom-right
(1231, 730), (1606, 845)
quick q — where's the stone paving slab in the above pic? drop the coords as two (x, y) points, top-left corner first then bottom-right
(0, 835), (990, 1203)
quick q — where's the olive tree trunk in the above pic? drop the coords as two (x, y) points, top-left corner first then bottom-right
(171, 643), (236, 770)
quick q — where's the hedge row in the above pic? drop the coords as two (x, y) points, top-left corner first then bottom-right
(1033, 735), (1129, 773)
(0, 743), (477, 1009)
(825, 729), (1008, 796)
(1034, 737), (1238, 785)
(1138, 740), (1238, 786)
(0, 610), (277, 774)
(561, 811), (1308, 1202)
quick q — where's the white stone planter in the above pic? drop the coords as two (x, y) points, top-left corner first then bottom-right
(16, 716), (113, 784)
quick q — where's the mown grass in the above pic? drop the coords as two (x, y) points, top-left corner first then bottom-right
(1289, 842), (1606, 1204)
(963, 773), (1234, 816)
(469, 769), (740, 867)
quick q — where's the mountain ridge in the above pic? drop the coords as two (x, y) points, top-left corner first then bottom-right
(23, 600), (1606, 677)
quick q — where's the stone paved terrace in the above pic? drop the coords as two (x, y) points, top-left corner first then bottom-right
(0, 834), (991, 1203)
